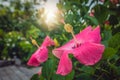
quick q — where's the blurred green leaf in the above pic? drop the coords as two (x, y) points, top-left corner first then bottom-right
(65, 70), (75, 80)
(108, 32), (120, 49)
(30, 74), (40, 80)
(42, 59), (56, 79)
(19, 41), (32, 52)
(52, 74), (66, 80)
(102, 29), (112, 47)
(85, 15), (99, 25)
(93, 5), (109, 23)
(76, 73), (93, 80)
(2, 47), (8, 58)
(80, 66), (95, 75)
(51, 70), (74, 80)
(0, 29), (4, 37)
(103, 30), (112, 41)
(26, 25), (41, 39)
(103, 47), (117, 59)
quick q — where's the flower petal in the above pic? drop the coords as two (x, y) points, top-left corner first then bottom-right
(56, 53), (72, 76)
(52, 43), (73, 58)
(41, 36), (54, 47)
(35, 47), (48, 63)
(76, 26), (101, 43)
(86, 26), (101, 43)
(73, 42), (105, 65)
(27, 47), (48, 66)
(27, 53), (40, 66)
(76, 26), (92, 38)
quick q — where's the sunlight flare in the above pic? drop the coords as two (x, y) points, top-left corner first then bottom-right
(44, 0), (58, 26)
(45, 9), (57, 25)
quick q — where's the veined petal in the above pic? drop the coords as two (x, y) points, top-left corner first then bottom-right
(86, 25), (101, 43)
(52, 48), (64, 59)
(73, 42), (105, 65)
(27, 53), (40, 66)
(27, 47), (48, 66)
(35, 47), (48, 63)
(52, 42), (73, 59)
(76, 26), (101, 43)
(76, 26), (92, 38)
(56, 53), (72, 76)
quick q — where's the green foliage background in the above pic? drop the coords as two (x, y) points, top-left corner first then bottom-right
(0, 0), (45, 62)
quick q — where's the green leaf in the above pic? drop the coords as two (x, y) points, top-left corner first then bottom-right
(19, 41), (32, 52)
(52, 69), (74, 80)
(84, 14), (99, 25)
(103, 47), (117, 59)
(26, 25), (41, 39)
(31, 74), (45, 80)
(65, 14), (75, 24)
(102, 40), (108, 47)
(39, 75), (45, 80)
(116, 67), (120, 76)
(103, 30), (112, 41)
(0, 29), (4, 37)
(65, 70), (75, 80)
(52, 74), (66, 80)
(30, 74), (40, 80)
(108, 32), (120, 49)
(93, 5), (109, 23)
(42, 59), (56, 80)
(102, 29), (112, 47)
(80, 66), (95, 75)
(76, 73), (93, 80)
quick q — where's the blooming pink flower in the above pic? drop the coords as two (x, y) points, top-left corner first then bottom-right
(52, 26), (105, 76)
(27, 36), (54, 66)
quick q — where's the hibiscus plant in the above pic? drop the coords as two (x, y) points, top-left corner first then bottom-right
(27, 0), (120, 80)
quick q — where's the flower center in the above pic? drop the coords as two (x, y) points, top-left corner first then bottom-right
(64, 23), (79, 47)
(72, 43), (81, 49)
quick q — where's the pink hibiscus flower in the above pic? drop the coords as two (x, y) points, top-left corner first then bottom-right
(52, 26), (105, 76)
(27, 36), (54, 66)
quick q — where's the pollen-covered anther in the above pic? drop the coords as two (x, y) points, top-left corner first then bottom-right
(64, 24), (78, 45)
(30, 37), (39, 48)
(64, 24), (73, 33)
